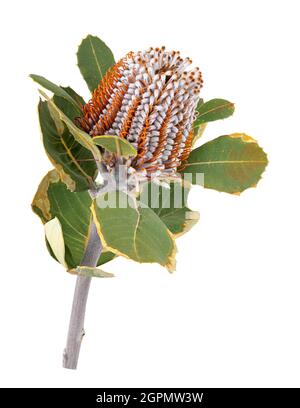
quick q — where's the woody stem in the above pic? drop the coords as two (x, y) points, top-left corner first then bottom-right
(62, 221), (102, 369)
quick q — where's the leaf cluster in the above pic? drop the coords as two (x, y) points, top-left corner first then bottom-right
(31, 35), (268, 272)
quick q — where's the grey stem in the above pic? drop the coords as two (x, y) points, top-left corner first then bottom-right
(63, 221), (102, 369)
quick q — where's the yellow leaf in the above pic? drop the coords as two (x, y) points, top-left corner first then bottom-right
(44, 217), (67, 268)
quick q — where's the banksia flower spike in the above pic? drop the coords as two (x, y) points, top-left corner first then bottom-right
(77, 47), (203, 179)
(31, 35), (268, 370)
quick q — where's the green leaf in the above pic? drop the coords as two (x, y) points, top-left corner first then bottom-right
(194, 98), (235, 126)
(93, 135), (137, 158)
(92, 191), (177, 272)
(40, 90), (102, 164)
(180, 134), (268, 194)
(139, 181), (199, 237)
(30, 74), (81, 114)
(69, 266), (114, 278)
(32, 170), (116, 269)
(39, 100), (97, 192)
(77, 35), (115, 92)
(195, 98), (204, 113)
(53, 87), (85, 121)
(193, 123), (207, 146)
(44, 217), (67, 268)
(61, 86), (85, 106)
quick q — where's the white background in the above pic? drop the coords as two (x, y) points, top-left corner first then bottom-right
(0, 0), (299, 388)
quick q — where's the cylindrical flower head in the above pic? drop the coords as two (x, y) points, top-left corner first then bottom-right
(77, 47), (203, 178)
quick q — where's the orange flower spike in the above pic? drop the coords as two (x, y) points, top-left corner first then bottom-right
(77, 47), (203, 178)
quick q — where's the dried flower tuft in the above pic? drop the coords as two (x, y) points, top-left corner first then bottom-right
(77, 47), (203, 178)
